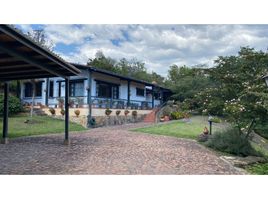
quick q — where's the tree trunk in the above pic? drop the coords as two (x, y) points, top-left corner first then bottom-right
(246, 119), (256, 139)
(30, 81), (36, 118)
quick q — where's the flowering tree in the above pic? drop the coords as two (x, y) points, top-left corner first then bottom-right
(211, 47), (268, 138)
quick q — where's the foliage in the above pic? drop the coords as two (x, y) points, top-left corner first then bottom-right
(209, 116), (221, 123)
(205, 127), (260, 157)
(124, 110), (130, 116)
(166, 65), (215, 102)
(254, 122), (268, 140)
(48, 107), (55, 115)
(132, 110), (138, 117)
(161, 105), (173, 116)
(115, 110), (121, 116)
(246, 163), (268, 175)
(0, 94), (22, 115)
(74, 109), (80, 117)
(87, 51), (166, 86)
(170, 111), (185, 120)
(105, 108), (112, 116)
(27, 29), (54, 50)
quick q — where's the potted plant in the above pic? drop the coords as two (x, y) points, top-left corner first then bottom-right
(69, 99), (75, 108)
(105, 108), (112, 116)
(132, 110), (138, 117)
(60, 109), (65, 116)
(57, 97), (64, 109)
(160, 115), (165, 122)
(49, 107), (55, 115)
(74, 109), (80, 117)
(124, 110), (130, 116)
(116, 110), (121, 116)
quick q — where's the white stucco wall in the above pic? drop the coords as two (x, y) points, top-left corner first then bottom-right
(20, 70), (161, 108)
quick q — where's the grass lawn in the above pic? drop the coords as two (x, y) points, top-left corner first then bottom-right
(0, 115), (87, 138)
(133, 116), (229, 140)
(245, 163), (268, 175)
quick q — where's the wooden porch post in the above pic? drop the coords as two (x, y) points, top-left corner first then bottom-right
(45, 78), (49, 106)
(127, 80), (130, 107)
(64, 78), (70, 145)
(87, 70), (92, 127)
(152, 85), (155, 109)
(2, 82), (9, 144)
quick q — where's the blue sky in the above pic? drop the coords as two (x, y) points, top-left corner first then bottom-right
(16, 24), (268, 77)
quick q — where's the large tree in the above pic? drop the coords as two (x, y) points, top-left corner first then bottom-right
(87, 51), (166, 86)
(193, 47), (268, 137)
(166, 65), (215, 102)
(26, 29), (54, 118)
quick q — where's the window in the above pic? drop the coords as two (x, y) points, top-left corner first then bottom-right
(70, 80), (84, 97)
(154, 92), (160, 100)
(24, 81), (43, 97)
(136, 88), (145, 96)
(24, 82), (32, 97)
(58, 82), (61, 97)
(49, 81), (54, 97)
(96, 81), (119, 99)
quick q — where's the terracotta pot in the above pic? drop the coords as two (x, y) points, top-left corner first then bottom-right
(164, 116), (170, 121)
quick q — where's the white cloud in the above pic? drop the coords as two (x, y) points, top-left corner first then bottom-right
(23, 24), (268, 77)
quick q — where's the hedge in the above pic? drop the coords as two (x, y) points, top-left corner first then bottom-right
(0, 94), (22, 115)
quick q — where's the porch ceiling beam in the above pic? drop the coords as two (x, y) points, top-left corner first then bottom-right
(0, 64), (33, 69)
(0, 69), (43, 75)
(0, 73), (54, 81)
(0, 42), (66, 78)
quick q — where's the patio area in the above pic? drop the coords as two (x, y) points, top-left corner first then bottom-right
(0, 123), (243, 175)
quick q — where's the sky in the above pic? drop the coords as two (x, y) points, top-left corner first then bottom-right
(16, 24), (268, 77)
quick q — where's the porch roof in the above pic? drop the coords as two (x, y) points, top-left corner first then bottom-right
(0, 25), (80, 81)
(72, 63), (171, 92)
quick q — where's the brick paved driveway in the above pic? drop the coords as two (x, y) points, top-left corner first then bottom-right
(0, 123), (242, 174)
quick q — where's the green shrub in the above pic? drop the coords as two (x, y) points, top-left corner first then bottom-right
(162, 105), (173, 116)
(170, 111), (184, 120)
(205, 127), (260, 157)
(210, 116), (221, 123)
(0, 94), (22, 115)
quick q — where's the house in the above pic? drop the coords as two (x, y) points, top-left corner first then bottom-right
(20, 63), (172, 117)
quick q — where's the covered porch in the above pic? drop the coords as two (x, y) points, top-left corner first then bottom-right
(0, 25), (80, 144)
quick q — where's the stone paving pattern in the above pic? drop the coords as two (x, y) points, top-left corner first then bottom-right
(0, 123), (243, 174)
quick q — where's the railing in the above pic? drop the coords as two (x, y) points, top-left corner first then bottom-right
(91, 96), (153, 110)
(43, 96), (156, 110)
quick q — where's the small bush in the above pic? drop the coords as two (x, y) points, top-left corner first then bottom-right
(116, 110), (121, 116)
(0, 94), (22, 115)
(205, 127), (260, 157)
(132, 110), (137, 117)
(124, 110), (130, 116)
(105, 109), (112, 116)
(74, 109), (80, 117)
(162, 105), (173, 117)
(49, 107), (55, 115)
(170, 111), (184, 120)
(210, 116), (221, 123)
